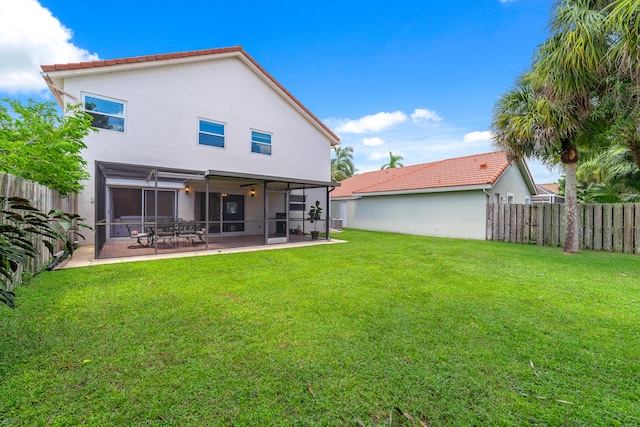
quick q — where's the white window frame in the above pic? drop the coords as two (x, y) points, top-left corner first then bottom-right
(251, 130), (272, 155)
(198, 119), (226, 148)
(83, 93), (126, 133)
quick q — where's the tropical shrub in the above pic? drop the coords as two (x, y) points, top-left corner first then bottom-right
(0, 196), (88, 308)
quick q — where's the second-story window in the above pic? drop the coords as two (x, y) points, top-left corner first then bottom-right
(199, 120), (225, 148)
(84, 94), (125, 132)
(251, 130), (271, 155)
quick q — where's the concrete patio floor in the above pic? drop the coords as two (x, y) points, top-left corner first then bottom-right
(57, 234), (345, 269)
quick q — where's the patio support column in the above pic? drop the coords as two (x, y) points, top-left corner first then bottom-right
(205, 176), (209, 250)
(154, 168), (158, 254)
(263, 181), (268, 245)
(325, 186), (330, 240)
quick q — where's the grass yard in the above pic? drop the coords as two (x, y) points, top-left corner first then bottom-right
(1, 229), (639, 426)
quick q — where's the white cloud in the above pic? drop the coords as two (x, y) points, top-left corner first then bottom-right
(367, 151), (391, 161)
(0, 0), (99, 94)
(410, 108), (442, 123)
(463, 130), (493, 143)
(363, 137), (385, 147)
(336, 111), (407, 134)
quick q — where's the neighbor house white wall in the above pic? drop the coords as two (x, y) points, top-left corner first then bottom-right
(490, 163), (534, 204)
(344, 190), (488, 240)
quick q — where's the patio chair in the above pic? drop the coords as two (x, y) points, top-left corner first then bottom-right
(126, 224), (152, 248)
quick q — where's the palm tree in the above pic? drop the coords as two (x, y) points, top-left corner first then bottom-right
(331, 146), (357, 182)
(497, 0), (611, 253)
(491, 72), (590, 253)
(381, 151), (404, 169)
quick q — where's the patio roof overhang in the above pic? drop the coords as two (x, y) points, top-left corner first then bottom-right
(96, 162), (339, 191)
(205, 169), (339, 190)
(97, 162), (205, 184)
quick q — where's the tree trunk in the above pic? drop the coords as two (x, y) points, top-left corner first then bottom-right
(563, 161), (579, 253)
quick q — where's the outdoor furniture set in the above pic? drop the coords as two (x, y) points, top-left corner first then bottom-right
(126, 222), (206, 249)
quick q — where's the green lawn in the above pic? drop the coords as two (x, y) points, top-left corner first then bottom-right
(1, 230), (639, 426)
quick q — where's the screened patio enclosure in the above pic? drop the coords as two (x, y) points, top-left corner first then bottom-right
(94, 161), (337, 259)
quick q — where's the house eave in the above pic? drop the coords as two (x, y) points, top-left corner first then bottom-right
(330, 195), (362, 201)
(354, 184), (493, 197)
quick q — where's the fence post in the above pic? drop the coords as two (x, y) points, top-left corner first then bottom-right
(497, 204), (505, 241)
(612, 204), (624, 252)
(623, 204), (634, 254)
(523, 204), (531, 244)
(550, 203), (560, 247)
(516, 204), (524, 243)
(486, 203), (494, 241)
(536, 205), (545, 246)
(593, 204), (603, 251)
(583, 204), (593, 250)
(603, 205), (613, 251)
(635, 203), (640, 255)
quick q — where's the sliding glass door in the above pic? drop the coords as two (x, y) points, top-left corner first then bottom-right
(109, 187), (176, 237)
(197, 192), (245, 234)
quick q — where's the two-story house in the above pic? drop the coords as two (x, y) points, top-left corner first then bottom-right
(41, 46), (339, 258)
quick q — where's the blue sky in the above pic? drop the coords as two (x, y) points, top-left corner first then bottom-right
(0, 0), (560, 183)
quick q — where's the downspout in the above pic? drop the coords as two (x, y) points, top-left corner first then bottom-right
(326, 186), (336, 240)
(483, 188), (493, 241)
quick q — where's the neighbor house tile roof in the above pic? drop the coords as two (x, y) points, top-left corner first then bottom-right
(332, 151), (512, 198)
(40, 46), (339, 144)
(537, 183), (560, 195)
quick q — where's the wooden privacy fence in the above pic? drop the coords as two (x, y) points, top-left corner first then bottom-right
(0, 173), (77, 290)
(486, 202), (640, 255)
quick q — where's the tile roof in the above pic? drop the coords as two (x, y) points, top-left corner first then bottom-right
(40, 47), (245, 72)
(332, 151), (512, 198)
(40, 46), (339, 144)
(537, 183), (560, 195)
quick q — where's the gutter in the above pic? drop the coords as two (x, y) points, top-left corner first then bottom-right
(354, 183), (493, 197)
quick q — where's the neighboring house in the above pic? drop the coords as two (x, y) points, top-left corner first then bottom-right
(41, 46), (339, 257)
(330, 151), (536, 240)
(533, 183), (565, 204)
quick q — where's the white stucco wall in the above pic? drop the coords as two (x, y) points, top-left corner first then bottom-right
(51, 55), (334, 243)
(342, 190), (489, 240)
(490, 163), (534, 204)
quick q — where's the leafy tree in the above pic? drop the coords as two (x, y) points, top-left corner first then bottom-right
(381, 151), (404, 169)
(0, 99), (95, 196)
(1, 196), (88, 309)
(331, 146), (357, 182)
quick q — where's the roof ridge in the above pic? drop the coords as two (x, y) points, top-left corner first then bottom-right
(40, 46), (244, 71)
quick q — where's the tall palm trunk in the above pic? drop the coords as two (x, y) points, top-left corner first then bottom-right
(563, 162), (580, 253)
(562, 139), (580, 253)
